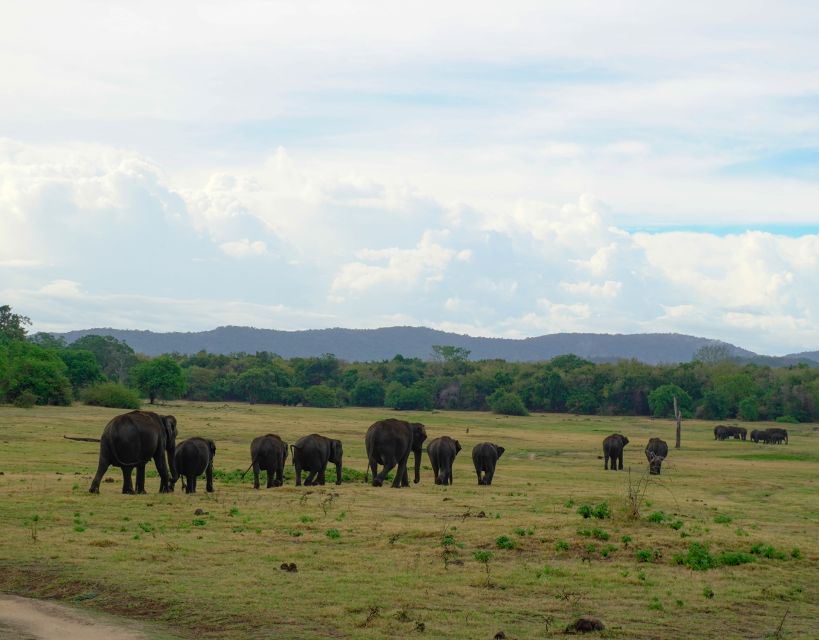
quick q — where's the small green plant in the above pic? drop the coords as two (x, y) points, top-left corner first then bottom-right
(300, 515), (314, 523)
(647, 511), (666, 523)
(635, 548), (661, 563)
(648, 597), (663, 611)
(674, 542), (716, 570)
(713, 514), (732, 524)
(564, 498), (575, 508)
(555, 539), (570, 552)
(675, 599), (684, 608)
(473, 550), (494, 587)
(591, 528), (610, 541)
(703, 586), (715, 599)
(600, 544), (618, 558)
(621, 535), (632, 547)
(325, 528), (341, 540)
(749, 543), (788, 560)
(138, 522), (154, 533)
(287, 529), (302, 537)
(577, 502), (611, 519)
(228, 507), (240, 517)
(192, 518), (207, 527)
(495, 535), (516, 550)
(28, 514), (40, 542)
(335, 511), (347, 521)
(717, 551), (755, 566)
(637, 570), (647, 582)
(514, 527), (533, 536)
(791, 548), (801, 559)
(669, 519), (683, 530)
(440, 530), (460, 569)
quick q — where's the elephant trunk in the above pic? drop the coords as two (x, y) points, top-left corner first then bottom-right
(335, 458), (343, 485)
(166, 445), (176, 490)
(413, 448), (422, 484)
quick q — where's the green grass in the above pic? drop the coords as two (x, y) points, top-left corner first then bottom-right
(0, 403), (817, 639)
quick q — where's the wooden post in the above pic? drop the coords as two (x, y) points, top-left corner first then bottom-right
(674, 395), (682, 449)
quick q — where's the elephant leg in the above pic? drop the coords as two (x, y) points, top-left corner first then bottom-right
(375, 456), (399, 488)
(121, 467), (135, 494)
(153, 450), (171, 493)
(294, 462), (302, 487)
(305, 470), (317, 486)
(618, 453), (624, 470)
(604, 454), (609, 470)
(267, 468), (275, 488)
(276, 465), (284, 487)
(486, 463), (495, 486)
(89, 454), (110, 493)
(136, 464), (147, 494)
(475, 466), (483, 485)
(432, 462), (440, 485)
(369, 458), (379, 484)
(206, 462), (214, 493)
(318, 463), (328, 485)
(187, 475), (196, 494)
(253, 463), (261, 490)
(394, 452), (411, 488)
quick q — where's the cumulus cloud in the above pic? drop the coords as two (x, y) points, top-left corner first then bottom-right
(219, 239), (268, 257)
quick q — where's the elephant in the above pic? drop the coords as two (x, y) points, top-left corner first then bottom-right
(750, 429), (763, 443)
(735, 426), (748, 441)
(427, 436), (462, 485)
(471, 442), (504, 485)
(173, 437), (215, 494)
(249, 434), (289, 488)
(714, 425), (730, 441)
(767, 427), (788, 444)
(603, 433), (629, 470)
(291, 434), (343, 486)
(644, 438), (668, 475)
(68, 411), (178, 494)
(364, 418), (427, 488)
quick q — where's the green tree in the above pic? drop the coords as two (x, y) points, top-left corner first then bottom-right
(28, 333), (67, 349)
(737, 397), (759, 421)
(304, 384), (338, 408)
(648, 384), (693, 418)
(58, 349), (104, 392)
(4, 341), (72, 405)
(235, 367), (282, 404)
(351, 379), (386, 406)
(487, 390), (529, 416)
(70, 334), (137, 382)
(0, 305), (31, 342)
(132, 356), (186, 404)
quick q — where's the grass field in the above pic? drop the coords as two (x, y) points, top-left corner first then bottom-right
(0, 403), (817, 639)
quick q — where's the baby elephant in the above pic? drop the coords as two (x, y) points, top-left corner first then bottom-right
(472, 442), (505, 485)
(644, 437), (668, 475)
(173, 437), (216, 494)
(250, 434), (289, 488)
(427, 436), (462, 485)
(603, 433), (629, 470)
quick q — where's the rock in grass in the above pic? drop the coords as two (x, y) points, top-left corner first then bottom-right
(565, 616), (605, 633)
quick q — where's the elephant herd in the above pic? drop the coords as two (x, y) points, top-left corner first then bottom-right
(714, 424), (789, 444)
(68, 411), (506, 494)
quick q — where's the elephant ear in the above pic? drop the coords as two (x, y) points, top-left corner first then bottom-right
(454, 440), (462, 454)
(495, 445), (505, 458)
(412, 423), (428, 447)
(208, 439), (216, 459)
(622, 436), (629, 445)
(332, 440), (343, 462)
(162, 416), (177, 443)
(282, 442), (289, 462)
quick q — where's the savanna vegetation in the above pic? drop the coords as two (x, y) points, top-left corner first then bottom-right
(0, 403), (816, 639)
(3, 304), (818, 422)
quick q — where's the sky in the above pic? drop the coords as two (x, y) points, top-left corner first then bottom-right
(1, 1), (819, 355)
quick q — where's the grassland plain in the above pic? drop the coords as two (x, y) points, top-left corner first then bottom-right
(0, 403), (817, 639)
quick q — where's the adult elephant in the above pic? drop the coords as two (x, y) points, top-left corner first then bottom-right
(767, 427), (788, 444)
(472, 442), (504, 485)
(173, 437), (216, 494)
(735, 427), (748, 441)
(644, 438), (668, 475)
(602, 433), (629, 470)
(248, 434), (289, 489)
(291, 434), (343, 486)
(714, 425), (730, 441)
(427, 436), (462, 485)
(364, 418), (427, 488)
(72, 411), (177, 494)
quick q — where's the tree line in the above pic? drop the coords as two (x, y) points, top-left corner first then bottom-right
(1, 305), (816, 422)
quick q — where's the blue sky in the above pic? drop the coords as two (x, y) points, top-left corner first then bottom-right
(1, 1), (819, 355)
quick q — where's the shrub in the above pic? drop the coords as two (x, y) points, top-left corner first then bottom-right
(495, 535), (516, 550)
(674, 542), (717, 570)
(647, 511), (666, 523)
(81, 382), (141, 409)
(621, 535), (633, 547)
(713, 514), (732, 524)
(13, 390), (37, 408)
(304, 385), (338, 408)
(749, 543), (788, 560)
(487, 390), (529, 416)
(577, 502), (611, 519)
(555, 540), (570, 552)
(351, 379), (385, 407)
(791, 548), (801, 559)
(717, 551), (755, 566)
(591, 528), (610, 541)
(279, 387), (305, 405)
(325, 528), (341, 540)
(775, 415), (799, 423)
(635, 548), (660, 563)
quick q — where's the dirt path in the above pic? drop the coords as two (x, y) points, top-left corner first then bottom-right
(0, 594), (154, 640)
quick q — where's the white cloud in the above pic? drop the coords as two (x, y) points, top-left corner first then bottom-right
(219, 239), (268, 257)
(560, 280), (623, 298)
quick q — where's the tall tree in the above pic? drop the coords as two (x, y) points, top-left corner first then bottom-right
(0, 305), (31, 342)
(132, 356), (186, 404)
(70, 334), (137, 382)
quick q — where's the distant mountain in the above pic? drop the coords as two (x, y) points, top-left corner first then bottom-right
(54, 325), (767, 365)
(785, 351), (819, 364)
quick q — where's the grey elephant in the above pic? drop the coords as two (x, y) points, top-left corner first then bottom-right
(472, 442), (504, 485)
(291, 434), (343, 486)
(364, 418), (427, 488)
(644, 438), (668, 475)
(714, 425), (731, 440)
(173, 437), (216, 494)
(248, 434), (289, 488)
(603, 433), (629, 470)
(767, 427), (788, 444)
(65, 410), (177, 494)
(427, 436), (462, 485)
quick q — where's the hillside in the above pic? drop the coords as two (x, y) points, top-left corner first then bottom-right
(51, 325), (778, 364)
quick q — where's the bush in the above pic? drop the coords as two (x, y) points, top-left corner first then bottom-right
(81, 382), (141, 410)
(775, 415), (799, 424)
(495, 535), (516, 550)
(749, 543), (788, 560)
(713, 514), (732, 524)
(635, 548), (660, 563)
(487, 390), (529, 416)
(647, 511), (666, 523)
(577, 502), (610, 519)
(648, 384), (693, 418)
(304, 385), (338, 408)
(351, 379), (386, 407)
(280, 387), (304, 405)
(717, 551), (755, 566)
(673, 542), (717, 570)
(737, 397), (759, 421)
(13, 390), (37, 408)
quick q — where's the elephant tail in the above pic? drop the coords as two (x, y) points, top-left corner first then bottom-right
(240, 455), (258, 479)
(63, 435), (101, 443)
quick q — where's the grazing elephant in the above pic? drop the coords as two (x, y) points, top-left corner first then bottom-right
(365, 418), (427, 488)
(173, 437), (215, 494)
(68, 411), (178, 494)
(714, 425), (730, 440)
(767, 427), (788, 444)
(249, 434), (289, 488)
(750, 429), (763, 443)
(644, 438), (668, 475)
(472, 442), (505, 485)
(735, 426), (748, 441)
(603, 433), (629, 470)
(427, 436), (462, 485)
(291, 434), (343, 486)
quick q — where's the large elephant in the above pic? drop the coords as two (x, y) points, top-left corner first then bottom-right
(472, 442), (504, 485)
(602, 433), (629, 470)
(714, 425), (730, 440)
(249, 434), (289, 489)
(364, 418), (427, 488)
(427, 436), (462, 485)
(291, 434), (343, 486)
(644, 437), (668, 475)
(71, 411), (178, 494)
(767, 427), (788, 444)
(173, 437), (216, 494)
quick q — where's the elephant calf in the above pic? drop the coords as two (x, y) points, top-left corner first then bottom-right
(472, 442), (504, 486)
(291, 433), (343, 486)
(173, 437), (216, 494)
(250, 434), (289, 488)
(603, 433), (629, 470)
(427, 436), (462, 485)
(644, 437), (668, 475)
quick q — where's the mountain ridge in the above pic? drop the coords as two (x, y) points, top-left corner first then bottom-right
(50, 325), (819, 366)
